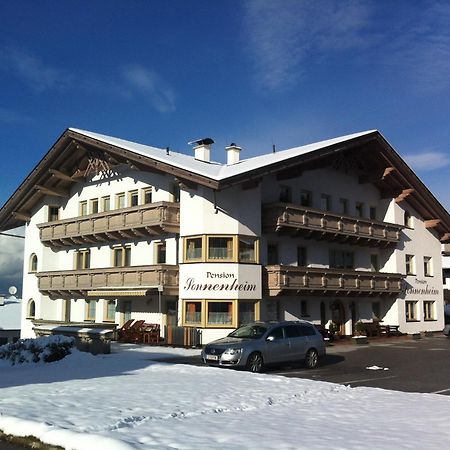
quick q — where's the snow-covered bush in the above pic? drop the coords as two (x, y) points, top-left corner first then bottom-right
(0, 335), (74, 365)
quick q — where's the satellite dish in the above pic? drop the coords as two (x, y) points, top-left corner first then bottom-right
(8, 286), (17, 295)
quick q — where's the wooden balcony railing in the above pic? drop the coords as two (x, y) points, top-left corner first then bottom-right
(262, 203), (403, 247)
(37, 265), (179, 299)
(38, 202), (180, 248)
(264, 265), (403, 296)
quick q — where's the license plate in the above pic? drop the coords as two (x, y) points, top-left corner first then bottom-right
(206, 354), (218, 361)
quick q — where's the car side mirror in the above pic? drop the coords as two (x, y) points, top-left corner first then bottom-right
(266, 335), (275, 342)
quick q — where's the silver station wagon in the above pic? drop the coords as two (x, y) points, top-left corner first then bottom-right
(201, 320), (326, 372)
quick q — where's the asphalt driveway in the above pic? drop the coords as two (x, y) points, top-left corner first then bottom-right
(157, 334), (450, 395)
(268, 334), (450, 395)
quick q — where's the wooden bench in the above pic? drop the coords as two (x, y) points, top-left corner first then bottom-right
(143, 324), (161, 344)
(379, 324), (401, 336)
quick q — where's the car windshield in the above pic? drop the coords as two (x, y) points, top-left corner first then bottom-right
(228, 324), (268, 339)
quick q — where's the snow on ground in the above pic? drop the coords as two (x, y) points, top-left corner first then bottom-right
(1, 343), (450, 450)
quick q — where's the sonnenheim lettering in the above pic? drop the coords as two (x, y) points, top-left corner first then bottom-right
(184, 277), (257, 292)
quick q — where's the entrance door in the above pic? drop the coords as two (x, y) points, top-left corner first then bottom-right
(331, 300), (346, 335)
(166, 300), (178, 326)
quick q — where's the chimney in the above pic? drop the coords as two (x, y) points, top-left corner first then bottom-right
(188, 138), (214, 162)
(226, 143), (241, 165)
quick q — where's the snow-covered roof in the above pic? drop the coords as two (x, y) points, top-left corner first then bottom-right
(69, 128), (376, 181)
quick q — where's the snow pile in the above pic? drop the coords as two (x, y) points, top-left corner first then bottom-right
(0, 344), (449, 449)
(366, 365), (390, 371)
(0, 335), (74, 365)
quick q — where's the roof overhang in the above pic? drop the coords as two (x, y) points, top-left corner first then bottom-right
(1, 128), (449, 242)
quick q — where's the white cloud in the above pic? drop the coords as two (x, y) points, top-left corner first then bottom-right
(0, 227), (25, 295)
(242, 0), (373, 90)
(404, 151), (450, 171)
(0, 107), (33, 124)
(0, 47), (72, 93)
(384, 2), (450, 93)
(122, 65), (176, 113)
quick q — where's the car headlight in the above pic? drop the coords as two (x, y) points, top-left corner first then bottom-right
(223, 348), (243, 356)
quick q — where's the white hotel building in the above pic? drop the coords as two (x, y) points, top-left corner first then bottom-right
(0, 128), (449, 344)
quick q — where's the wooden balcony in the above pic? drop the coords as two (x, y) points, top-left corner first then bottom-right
(264, 265), (403, 297)
(262, 203), (403, 247)
(38, 202), (180, 248)
(37, 265), (179, 299)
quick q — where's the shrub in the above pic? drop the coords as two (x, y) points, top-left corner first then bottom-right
(355, 321), (367, 335)
(0, 335), (74, 365)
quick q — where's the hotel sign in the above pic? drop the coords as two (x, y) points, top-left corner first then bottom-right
(180, 264), (262, 299)
(401, 278), (440, 297)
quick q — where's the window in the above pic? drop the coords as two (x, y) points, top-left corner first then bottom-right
(369, 206), (377, 220)
(267, 244), (279, 265)
(85, 300), (96, 321)
(238, 301), (258, 326)
(75, 249), (90, 270)
(279, 185), (292, 203)
(27, 299), (36, 319)
(90, 198), (99, 214)
(155, 242), (166, 264)
(406, 254), (415, 275)
(184, 301), (202, 325)
(320, 194), (331, 211)
(129, 190), (139, 207)
(301, 300), (309, 317)
(339, 198), (348, 215)
(143, 187), (153, 204)
(207, 301), (233, 326)
(113, 246), (131, 267)
(116, 192), (125, 209)
(105, 300), (116, 322)
(170, 183), (180, 202)
(122, 300), (132, 322)
(423, 301), (435, 321)
(372, 302), (381, 321)
(370, 254), (379, 272)
(48, 206), (59, 222)
(405, 301), (417, 321)
(404, 210), (413, 228)
(424, 257), (432, 277)
(300, 190), (312, 207)
(29, 253), (38, 272)
(185, 237), (203, 261)
(79, 200), (88, 216)
(355, 202), (364, 218)
(208, 236), (233, 260)
(238, 237), (257, 263)
(297, 246), (307, 266)
(329, 249), (354, 269)
(102, 196), (111, 212)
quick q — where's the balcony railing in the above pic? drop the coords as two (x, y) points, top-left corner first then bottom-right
(37, 265), (179, 299)
(38, 202), (180, 248)
(262, 203), (403, 247)
(264, 265), (403, 296)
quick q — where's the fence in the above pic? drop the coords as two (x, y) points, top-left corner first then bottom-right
(165, 326), (202, 347)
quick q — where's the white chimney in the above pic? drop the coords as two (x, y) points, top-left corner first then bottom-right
(188, 138), (214, 162)
(226, 143), (241, 165)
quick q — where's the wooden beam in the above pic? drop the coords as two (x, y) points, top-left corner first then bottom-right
(424, 219), (441, 229)
(48, 169), (75, 182)
(441, 232), (450, 242)
(35, 184), (70, 198)
(12, 211), (31, 221)
(359, 166), (396, 184)
(71, 169), (86, 180)
(395, 188), (415, 203)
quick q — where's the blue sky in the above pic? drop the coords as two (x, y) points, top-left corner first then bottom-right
(0, 0), (449, 293)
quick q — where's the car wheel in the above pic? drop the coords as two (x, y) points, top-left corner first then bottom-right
(246, 352), (264, 373)
(304, 349), (319, 369)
